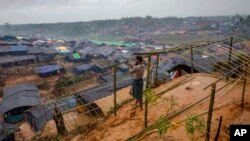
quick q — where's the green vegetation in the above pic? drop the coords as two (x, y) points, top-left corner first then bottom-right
(38, 80), (50, 90)
(156, 117), (171, 137)
(55, 75), (86, 89)
(144, 88), (157, 103)
(162, 96), (179, 113)
(106, 98), (133, 115)
(90, 40), (135, 47)
(185, 114), (206, 141)
(155, 34), (216, 44)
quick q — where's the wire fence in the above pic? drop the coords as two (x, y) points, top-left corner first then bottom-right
(22, 36), (250, 140)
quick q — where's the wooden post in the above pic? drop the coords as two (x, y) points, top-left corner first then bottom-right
(145, 55), (151, 128)
(227, 37), (233, 81)
(53, 105), (66, 134)
(241, 63), (247, 108)
(155, 54), (160, 85)
(190, 45), (194, 74)
(205, 83), (216, 141)
(113, 65), (117, 115)
(214, 116), (223, 141)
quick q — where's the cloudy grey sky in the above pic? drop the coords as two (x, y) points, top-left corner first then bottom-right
(0, 0), (249, 24)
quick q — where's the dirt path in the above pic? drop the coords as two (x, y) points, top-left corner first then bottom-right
(73, 73), (250, 141)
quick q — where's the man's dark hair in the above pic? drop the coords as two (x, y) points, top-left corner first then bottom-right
(136, 56), (143, 63)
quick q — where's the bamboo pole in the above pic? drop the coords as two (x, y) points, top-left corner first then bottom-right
(214, 116), (223, 141)
(241, 63), (248, 108)
(145, 55), (151, 128)
(155, 54), (160, 85)
(190, 45), (194, 74)
(113, 65), (117, 115)
(205, 83), (216, 141)
(227, 37), (233, 81)
(203, 62), (246, 90)
(136, 98), (240, 141)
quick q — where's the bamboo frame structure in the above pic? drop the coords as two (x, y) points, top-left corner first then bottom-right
(24, 36), (250, 138)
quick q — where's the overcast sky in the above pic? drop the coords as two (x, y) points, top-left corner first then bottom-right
(0, 0), (249, 24)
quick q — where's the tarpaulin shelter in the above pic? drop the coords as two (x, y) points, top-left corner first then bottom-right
(0, 45), (27, 55)
(117, 64), (129, 73)
(0, 55), (36, 67)
(75, 77), (133, 115)
(74, 64), (93, 75)
(0, 122), (19, 141)
(25, 105), (54, 132)
(34, 64), (64, 77)
(81, 53), (92, 63)
(101, 72), (125, 82)
(90, 40), (135, 47)
(55, 46), (70, 54)
(0, 35), (17, 41)
(9, 45), (27, 55)
(66, 53), (81, 62)
(0, 84), (41, 124)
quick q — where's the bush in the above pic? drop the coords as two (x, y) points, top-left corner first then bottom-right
(55, 75), (86, 89)
(38, 80), (50, 90)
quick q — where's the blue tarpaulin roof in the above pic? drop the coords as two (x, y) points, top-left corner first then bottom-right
(10, 45), (27, 52)
(0, 84), (41, 114)
(34, 64), (63, 74)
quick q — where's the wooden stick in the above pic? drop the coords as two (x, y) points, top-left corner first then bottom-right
(205, 83), (216, 141)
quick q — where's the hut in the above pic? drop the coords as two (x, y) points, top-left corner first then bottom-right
(66, 53), (81, 62)
(0, 84), (41, 124)
(81, 54), (92, 63)
(25, 105), (54, 132)
(0, 55), (36, 68)
(55, 46), (70, 54)
(74, 64), (93, 75)
(0, 45), (27, 55)
(117, 64), (129, 73)
(34, 64), (64, 77)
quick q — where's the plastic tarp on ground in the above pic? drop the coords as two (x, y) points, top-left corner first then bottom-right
(34, 64), (63, 77)
(0, 84), (41, 114)
(26, 105), (54, 132)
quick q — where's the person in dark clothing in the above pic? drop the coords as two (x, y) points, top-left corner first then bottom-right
(128, 56), (145, 110)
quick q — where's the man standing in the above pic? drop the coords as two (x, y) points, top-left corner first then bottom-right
(129, 56), (145, 110)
